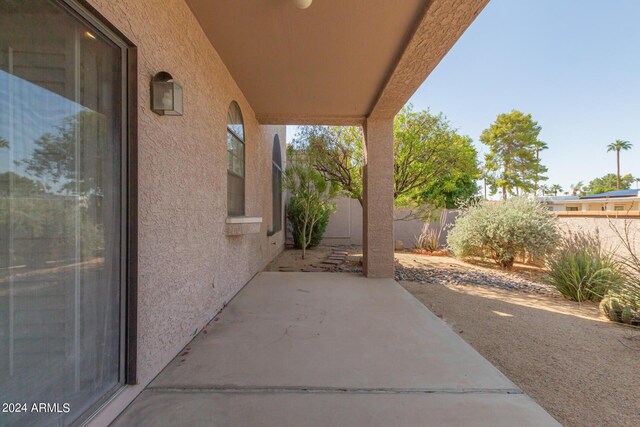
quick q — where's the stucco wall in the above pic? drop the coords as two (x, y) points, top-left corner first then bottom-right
(85, 0), (285, 424)
(558, 217), (640, 255)
(322, 196), (456, 249)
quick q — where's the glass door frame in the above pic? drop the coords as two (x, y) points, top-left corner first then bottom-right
(55, 0), (139, 423)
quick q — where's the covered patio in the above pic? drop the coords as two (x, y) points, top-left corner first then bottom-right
(113, 272), (558, 426)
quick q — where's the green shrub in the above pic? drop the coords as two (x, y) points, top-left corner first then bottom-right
(600, 220), (640, 324)
(287, 194), (332, 249)
(447, 197), (558, 268)
(546, 230), (624, 303)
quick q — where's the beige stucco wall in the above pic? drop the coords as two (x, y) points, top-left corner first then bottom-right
(322, 196), (456, 249)
(558, 217), (640, 255)
(85, 0), (285, 424)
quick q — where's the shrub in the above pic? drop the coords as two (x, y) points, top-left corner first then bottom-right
(283, 152), (338, 258)
(415, 227), (439, 251)
(287, 194), (332, 250)
(546, 230), (624, 303)
(447, 197), (558, 268)
(600, 219), (640, 324)
(415, 209), (448, 251)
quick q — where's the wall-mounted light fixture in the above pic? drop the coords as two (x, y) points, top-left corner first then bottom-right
(151, 71), (183, 116)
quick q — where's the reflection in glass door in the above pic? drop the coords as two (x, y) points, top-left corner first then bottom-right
(0, 1), (127, 425)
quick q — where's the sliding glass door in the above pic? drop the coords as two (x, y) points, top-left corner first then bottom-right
(0, 1), (129, 425)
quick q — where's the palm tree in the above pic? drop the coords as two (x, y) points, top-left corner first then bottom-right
(550, 184), (563, 196)
(570, 181), (583, 196)
(607, 139), (633, 190)
(539, 184), (550, 196)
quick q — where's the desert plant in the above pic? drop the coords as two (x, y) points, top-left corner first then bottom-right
(447, 196), (558, 268)
(287, 194), (332, 250)
(600, 219), (640, 324)
(415, 209), (448, 251)
(284, 151), (338, 259)
(415, 227), (440, 251)
(545, 229), (624, 303)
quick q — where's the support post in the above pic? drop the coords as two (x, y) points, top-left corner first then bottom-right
(362, 118), (394, 278)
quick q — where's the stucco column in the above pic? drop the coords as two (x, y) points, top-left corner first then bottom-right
(362, 118), (394, 278)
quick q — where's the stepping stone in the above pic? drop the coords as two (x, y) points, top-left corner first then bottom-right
(320, 259), (342, 265)
(332, 250), (348, 255)
(301, 266), (326, 272)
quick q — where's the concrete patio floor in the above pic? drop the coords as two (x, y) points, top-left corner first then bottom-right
(113, 272), (559, 426)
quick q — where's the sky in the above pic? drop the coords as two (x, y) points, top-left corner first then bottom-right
(287, 0), (640, 195)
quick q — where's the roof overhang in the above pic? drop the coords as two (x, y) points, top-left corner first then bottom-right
(185, 0), (488, 125)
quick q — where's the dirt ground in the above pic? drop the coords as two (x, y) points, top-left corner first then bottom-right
(267, 248), (640, 426)
(264, 246), (334, 271)
(400, 256), (640, 427)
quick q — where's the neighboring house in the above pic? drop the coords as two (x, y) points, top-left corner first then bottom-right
(0, 1), (487, 426)
(539, 189), (640, 212)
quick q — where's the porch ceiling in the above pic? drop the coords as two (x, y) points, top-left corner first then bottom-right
(185, 0), (488, 125)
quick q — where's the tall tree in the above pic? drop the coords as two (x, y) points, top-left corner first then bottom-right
(532, 140), (549, 195)
(585, 173), (635, 195)
(481, 110), (546, 200)
(607, 139), (633, 190)
(539, 184), (550, 196)
(549, 184), (563, 196)
(291, 105), (479, 215)
(569, 181), (584, 196)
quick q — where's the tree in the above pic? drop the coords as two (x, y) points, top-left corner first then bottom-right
(533, 140), (549, 195)
(585, 173), (635, 194)
(19, 110), (104, 195)
(481, 110), (546, 200)
(570, 181), (584, 196)
(538, 184), (551, 196)
(291, 105), (479, 215)
(549, 184), (563, 196)
(291, 126), (363, 204)
(283, 149), (338, 259)
(607, 139), (633, 190)
(0, 137), (8, 149)
(0, 172), (46, 196)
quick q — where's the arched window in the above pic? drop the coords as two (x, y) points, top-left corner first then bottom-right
(227, 101), (245, 216)
(272, 135), (283, 232)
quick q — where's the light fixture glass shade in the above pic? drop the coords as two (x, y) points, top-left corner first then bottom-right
(293, 0), (312, 9)
(151, 72), (183, 116)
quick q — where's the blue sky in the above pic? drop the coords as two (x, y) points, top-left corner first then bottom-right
(287, 0), (640, 195)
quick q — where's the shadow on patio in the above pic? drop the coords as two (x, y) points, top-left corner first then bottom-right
(113, 272), (559, 426)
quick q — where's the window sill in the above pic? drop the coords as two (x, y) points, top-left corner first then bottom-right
(225, 216), (262, 236)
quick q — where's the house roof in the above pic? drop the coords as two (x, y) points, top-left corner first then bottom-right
(185, 0), (488, 124)
(538, 196), (579, 203)
(580, 189), (640, 199)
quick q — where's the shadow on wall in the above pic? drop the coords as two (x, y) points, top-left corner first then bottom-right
(320, 196), (457, 248)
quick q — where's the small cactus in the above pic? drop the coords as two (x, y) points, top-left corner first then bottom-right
(601, 295), (640, 325)
(600, 296), (621, 322)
